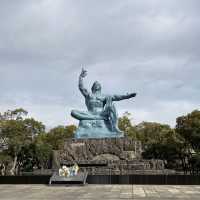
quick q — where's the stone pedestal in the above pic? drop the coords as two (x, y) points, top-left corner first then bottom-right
(59, 138), (141, 161)
(53, 137), (174, 175)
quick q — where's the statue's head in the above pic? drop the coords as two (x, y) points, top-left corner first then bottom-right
(91, 81), (101, 93)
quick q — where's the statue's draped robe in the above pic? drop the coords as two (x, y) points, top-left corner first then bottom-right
(102, 96), (119, 132)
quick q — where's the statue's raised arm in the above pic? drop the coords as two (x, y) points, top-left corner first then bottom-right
(112, 92), (136, 101)
(78, 68), (89, 97)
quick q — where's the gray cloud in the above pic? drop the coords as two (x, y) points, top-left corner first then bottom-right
(0, 0), (199, 128)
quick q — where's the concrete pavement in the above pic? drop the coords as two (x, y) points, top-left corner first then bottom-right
(0, 184), (200, 199)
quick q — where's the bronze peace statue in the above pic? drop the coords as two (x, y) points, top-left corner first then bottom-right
(71, 68), (136, 138)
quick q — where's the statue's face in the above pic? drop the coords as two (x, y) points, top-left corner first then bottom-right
(91, 81), (101, 93)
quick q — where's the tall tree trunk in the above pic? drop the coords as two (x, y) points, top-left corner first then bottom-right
(2, 164), (6, 176)
(10, 155), (17, 175)
(0, 164), (5, 175)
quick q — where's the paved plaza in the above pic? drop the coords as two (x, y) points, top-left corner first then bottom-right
(0, 184), (200, 200)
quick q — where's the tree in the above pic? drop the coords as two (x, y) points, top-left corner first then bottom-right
(188, 153), (200, 175)
(17, 142), (52, 172)
(1, 119), (32, 174)
(17, 143), (37, 172)
(45, 125), (76, 150)
(118, 112), (137, 138)
(136, 122), (173, 145)
(176, 110), (200, 152)
(136, 121), (189, 170)
(0, 108), (46, 174)
(0, 108), (28, 121)
(23, 118), (45, 140)
(0, 152), (12, 175)
(35, 142), (52, 170)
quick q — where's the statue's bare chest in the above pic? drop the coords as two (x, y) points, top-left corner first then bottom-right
(87, 95), (105, 108)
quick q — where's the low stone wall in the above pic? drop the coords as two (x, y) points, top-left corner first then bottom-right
(1, 175), (200, 184)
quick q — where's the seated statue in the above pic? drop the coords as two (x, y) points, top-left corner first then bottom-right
(71, 68), (137, 138)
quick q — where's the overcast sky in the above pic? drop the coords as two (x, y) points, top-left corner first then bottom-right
(0, 0), (199, 128)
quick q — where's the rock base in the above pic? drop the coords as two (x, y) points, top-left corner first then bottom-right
(53, 138), (175, 175)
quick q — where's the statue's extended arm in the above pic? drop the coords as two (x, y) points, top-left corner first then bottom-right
(79, 68), (89, 97)
(112, 93), (136, 101)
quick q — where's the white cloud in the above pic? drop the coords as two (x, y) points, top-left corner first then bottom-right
(0, 0), (199, 127)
